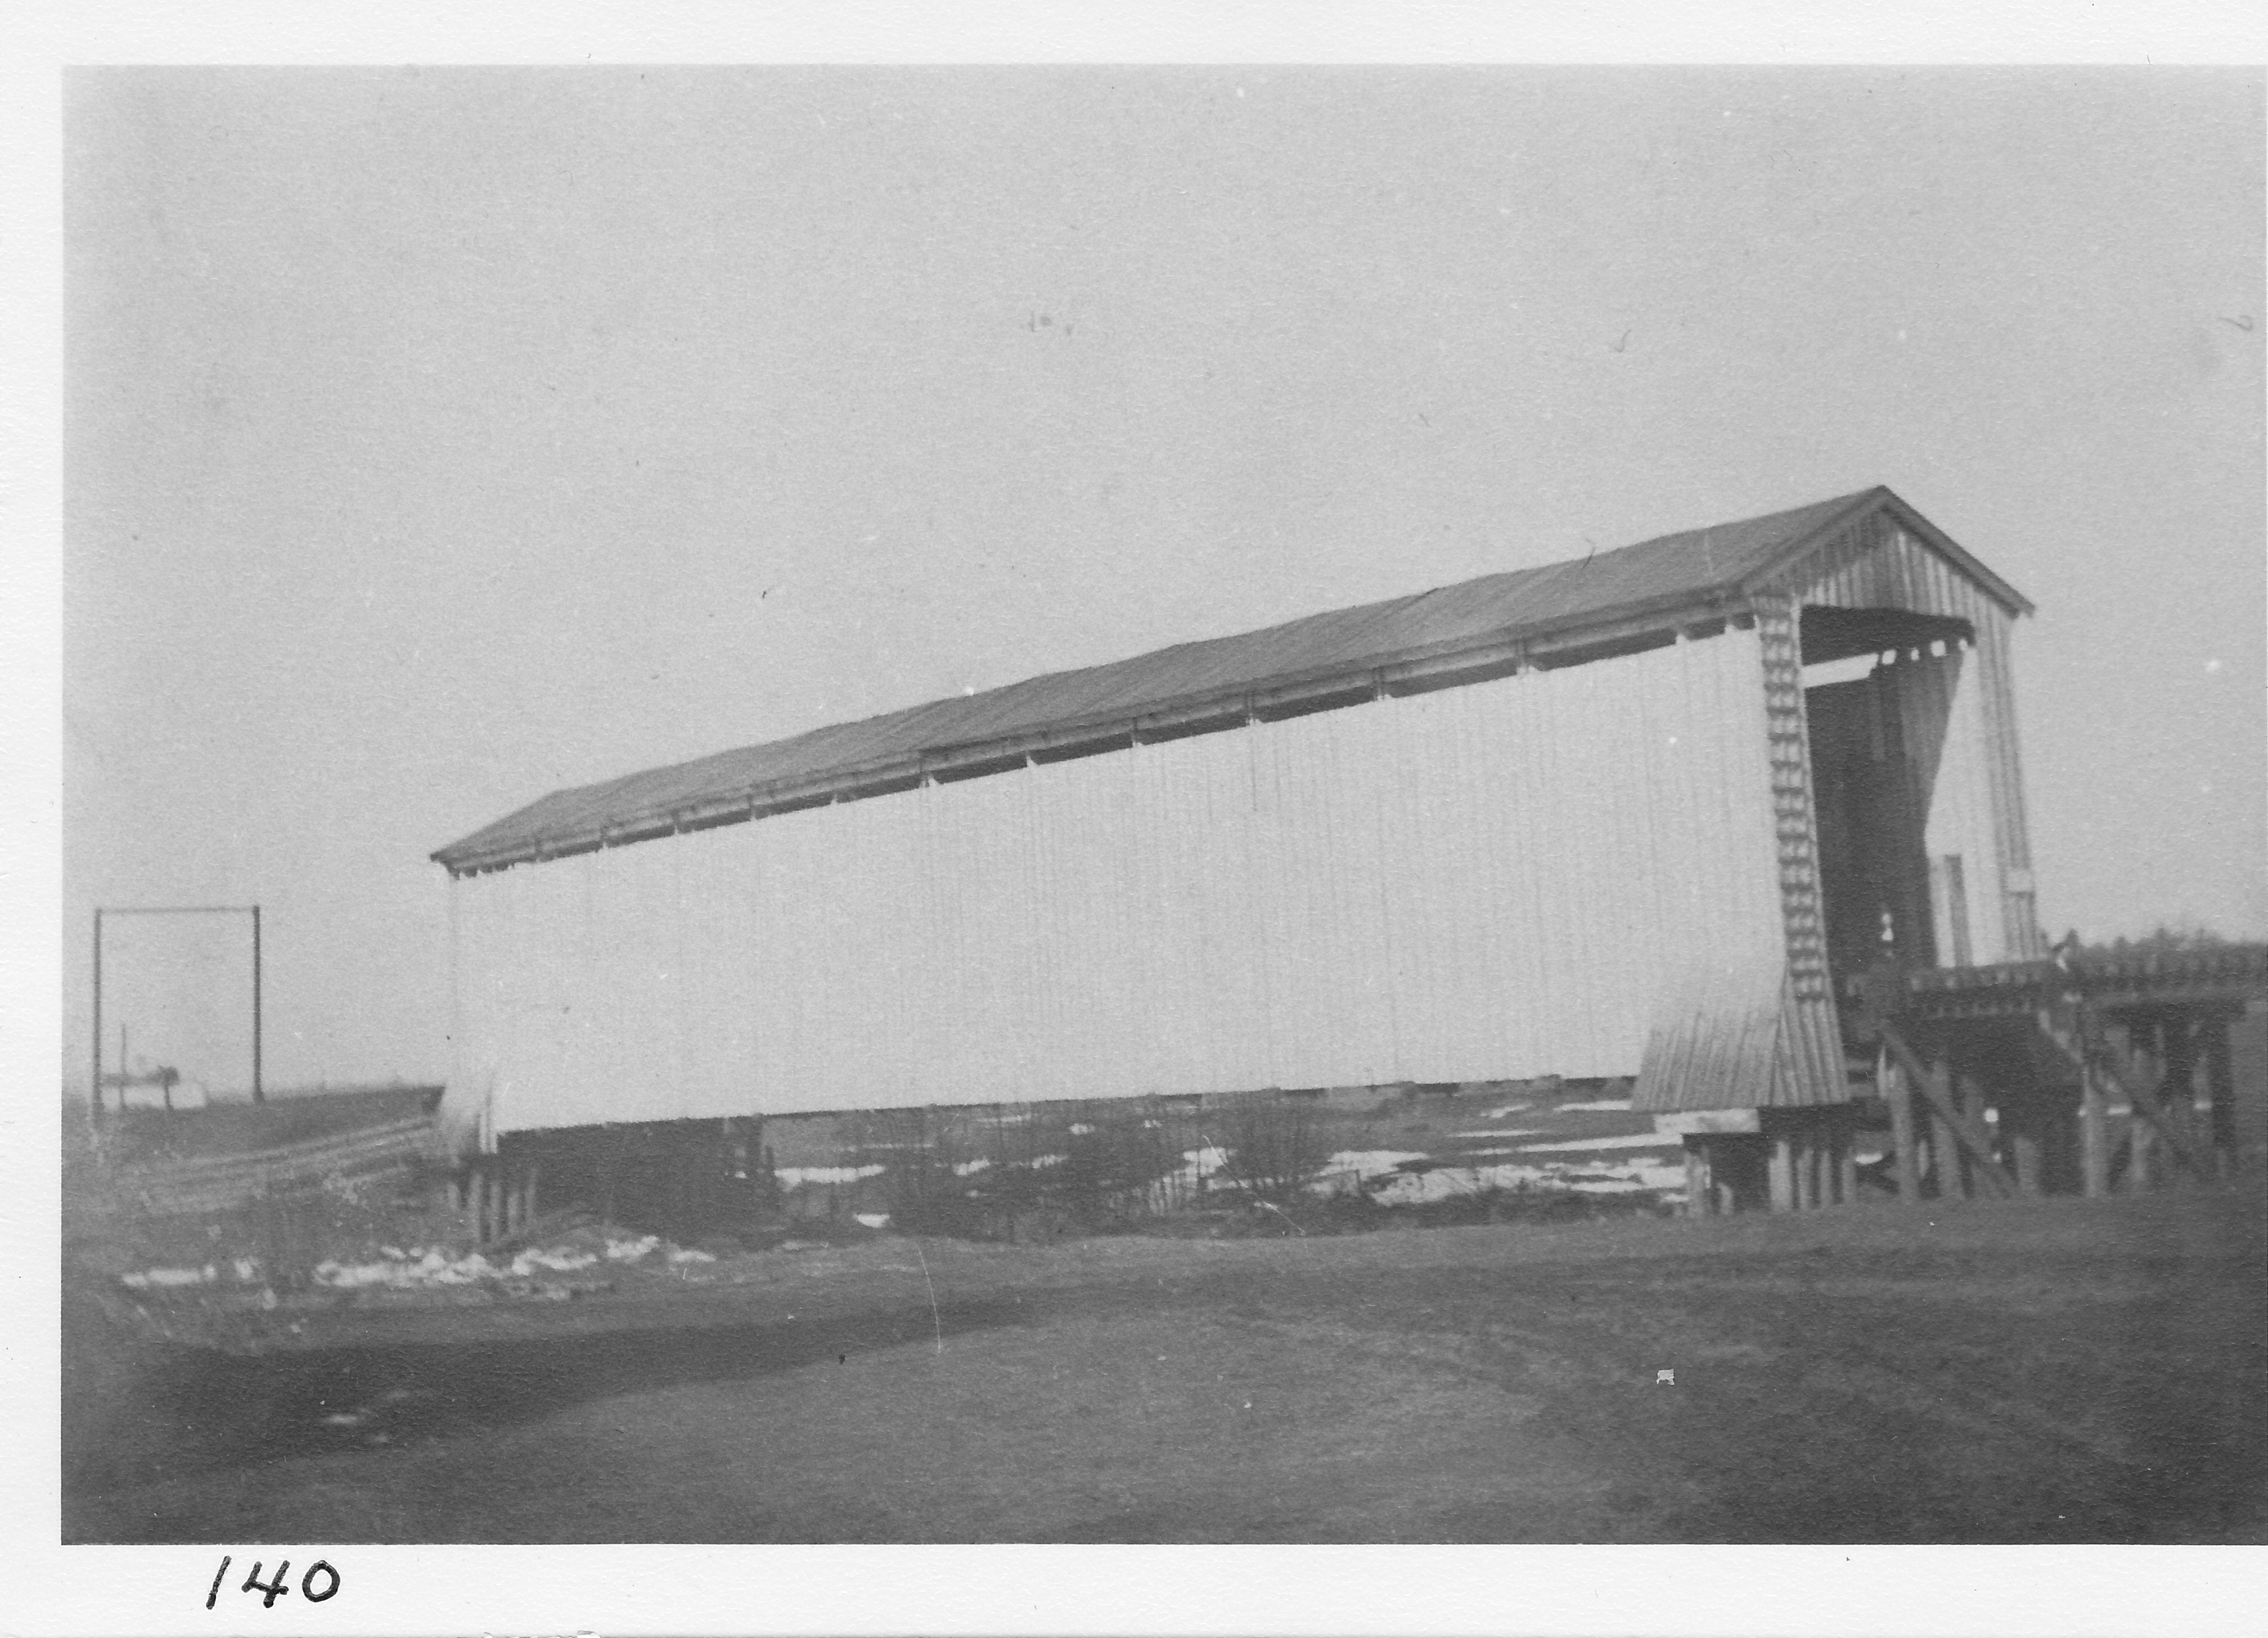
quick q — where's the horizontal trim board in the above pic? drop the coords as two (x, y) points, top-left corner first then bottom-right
(446, 615), (1742, 874)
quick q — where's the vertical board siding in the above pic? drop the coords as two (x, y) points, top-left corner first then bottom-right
(447, 627), (1788, 1137)
(1631, 612), (1848, 1115)
(1878, 647), (2009, 964)
(1776, 518), (2042, 962)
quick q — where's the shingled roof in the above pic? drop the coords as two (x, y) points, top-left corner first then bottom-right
(434, 484), (2028, 873)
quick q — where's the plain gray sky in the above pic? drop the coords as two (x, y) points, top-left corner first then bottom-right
(64, 66), (2264, 1092)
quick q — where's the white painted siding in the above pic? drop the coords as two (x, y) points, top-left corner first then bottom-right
(447, 626), (1788, 1138)
(1885, 647), (2011, 963)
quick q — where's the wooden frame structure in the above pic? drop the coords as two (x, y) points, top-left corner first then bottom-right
(1669, 947), (2264, 1216)
(440, 487), (2041, 1158)
(1860, 947), (2262, 1203)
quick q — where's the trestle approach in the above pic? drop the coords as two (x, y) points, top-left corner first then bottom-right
(1662, 945), (2264, 1214)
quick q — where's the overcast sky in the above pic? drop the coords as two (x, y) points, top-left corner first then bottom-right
(64, 66), (2262, 1092)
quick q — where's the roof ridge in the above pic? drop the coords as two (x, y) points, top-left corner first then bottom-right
(435, 485), (1969, 868)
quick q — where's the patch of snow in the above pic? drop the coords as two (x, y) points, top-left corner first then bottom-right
(1364, 1166), (1507, 1205)
(1358, 1153), (1686, 1205)
(1479, 1103), (1533, 1119)
(668, 1246), (719, 1264)
(852, 1212), (892, 1230)
(122, 1266), (214, 1290)
(952, 1158), (992, 1176)
(604, 1235), (661, 1263)
(1598, 1159), (1690, 1192)
(1324, 1150), (1432, 1178)
(1513, 1132), (1682, 1153)
(775, 1164), (887, 1186)
(1554, 1098), (1635, 1112)
(1068, 1123), (1095, 1136)
(1154, 1145), (1236, 1194)
(312, 1249), (502, 1289)
(510, 1246), (599, 1277)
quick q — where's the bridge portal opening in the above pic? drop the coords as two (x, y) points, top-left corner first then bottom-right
(1798, 605), (1976, 980)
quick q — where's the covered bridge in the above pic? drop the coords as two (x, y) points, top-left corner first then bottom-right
(433, 485), (2049, 1222)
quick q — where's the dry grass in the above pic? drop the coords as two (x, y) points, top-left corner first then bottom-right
(64, 1177), (2267, 1544)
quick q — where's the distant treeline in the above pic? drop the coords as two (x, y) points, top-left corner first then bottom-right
(2058, 924), (2241, 954)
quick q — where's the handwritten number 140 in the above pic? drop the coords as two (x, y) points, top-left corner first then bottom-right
(206, 1557), (340, 1609)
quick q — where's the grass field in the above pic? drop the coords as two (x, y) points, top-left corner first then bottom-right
(64, 1178), (2265, 1544)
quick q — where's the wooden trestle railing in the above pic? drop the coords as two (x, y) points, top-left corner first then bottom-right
(1845, 944), (2264, 1207)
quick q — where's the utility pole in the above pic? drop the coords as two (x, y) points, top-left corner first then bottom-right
(89, 910), (102, 1127)
(91, 904), (265, 1112)
(251, 904), (263, 1104)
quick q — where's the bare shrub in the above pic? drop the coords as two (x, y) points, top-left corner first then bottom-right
(1214, 1093), (1333, 1203)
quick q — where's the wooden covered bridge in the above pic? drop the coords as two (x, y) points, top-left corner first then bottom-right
(428, 485), (2258, 1234)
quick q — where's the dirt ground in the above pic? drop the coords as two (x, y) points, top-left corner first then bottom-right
(63, 1180), (2265, 1544)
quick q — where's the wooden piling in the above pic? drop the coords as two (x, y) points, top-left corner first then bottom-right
(1684, 1144), (1712, 1217)
(1959, 1074), (1992, 1171)
(2163, 1015), (2199, 1135)
(1882, 1028), (2019, 1199)
(2205, 1012), (2236, 1175)
(1835, 1122), (1858, 1205)
(2128, 1110), (2157, 1193)
(2009, 1122), (2043, 1195)
(1768, 1135), (1796, 1213)
(1928, 1104), (1964, 1200)
(1885, 1051), (1922, 1204)
(2079, 1062), (2109, 1198)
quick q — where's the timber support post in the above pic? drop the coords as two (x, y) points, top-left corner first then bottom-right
(1883, 1048), (1922, 1204)
(1683, 1144), (1713, 1216)
(2204, 1011), (2236, 1176)
(1929, 1097), (1965, 1199)
(2163, 1015), (2199, 1144)
(2005, 1103), (2044, 1195)
(2076, 1044), (2110, 1199)
(1838, 946), (2261, 1208)
(1880, 1025), (2018, 1198)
